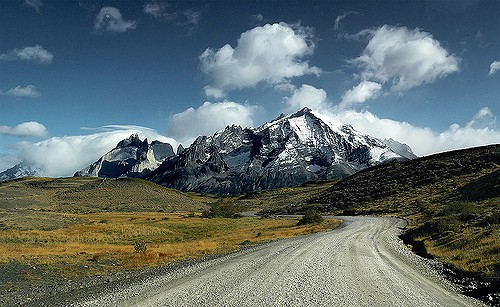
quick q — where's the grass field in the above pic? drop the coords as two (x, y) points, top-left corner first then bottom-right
(0, 177), (340, 292)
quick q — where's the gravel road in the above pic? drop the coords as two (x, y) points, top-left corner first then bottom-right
(70, 216), (483, 307)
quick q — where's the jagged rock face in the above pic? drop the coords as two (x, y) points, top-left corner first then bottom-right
(0, 163), (42, 181)
(383, 138), (417, 160)
(147, 108), (413, 195)
(74, 134), (174, 178)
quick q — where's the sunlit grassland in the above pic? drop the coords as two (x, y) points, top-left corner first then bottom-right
(0, 177), (340, 291)
(0, 211), (340, 281)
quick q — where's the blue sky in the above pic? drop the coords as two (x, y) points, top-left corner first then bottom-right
(0, 0), (499, 176)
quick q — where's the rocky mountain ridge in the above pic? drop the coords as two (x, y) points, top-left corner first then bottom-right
(146, 108), (414, 194)
(74, 134), (174, 178)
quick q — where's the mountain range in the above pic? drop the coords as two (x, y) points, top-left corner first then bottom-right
(74, 134), (176, 178)
(145, 108), (414, 194)
(0, 108), (415, 194)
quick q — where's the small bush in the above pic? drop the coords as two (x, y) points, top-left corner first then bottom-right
(202, 201), (241, 219)
(297, 209), (324, 225)
(240, 240), (252, 245)
(134, 240), (147, 253)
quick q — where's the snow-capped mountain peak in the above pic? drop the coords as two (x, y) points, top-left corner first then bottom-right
(0, 162), (43, 181)
(146, 108), (415, 194)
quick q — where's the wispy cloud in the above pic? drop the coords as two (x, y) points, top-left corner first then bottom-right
(250, 14), (263, 22)
(334, 11), (358, 31)
(94, 7), (136, 33)
(143, 2), (176, 21)
(1, 85), (40, 98)
(24, 0), (42, 13)
(488, 60), (500, 75)
(143, 1), (200, 27)
(0, 45), (53, 64)
(0, 121), (47, 138)
(200, 22), (320, 98)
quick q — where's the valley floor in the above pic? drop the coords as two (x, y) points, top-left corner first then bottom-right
(18, 216), (484, 307)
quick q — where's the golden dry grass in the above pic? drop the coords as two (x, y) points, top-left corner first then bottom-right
(0, 211), (340, 281)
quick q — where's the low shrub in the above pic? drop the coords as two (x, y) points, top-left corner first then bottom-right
(134, 240), (147, 253)
(298, 209), (324, 225)
(202, 201), (241, 219)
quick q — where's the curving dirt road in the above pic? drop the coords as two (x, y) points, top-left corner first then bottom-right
(76, 216), (483, 306)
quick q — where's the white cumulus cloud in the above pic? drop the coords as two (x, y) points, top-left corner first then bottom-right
(353, 25), (460, 91)
(2, 85), (40, 98)
(169, 101), (256, 143)
(0, 121), (47, 138)
(0, 45), (53, 64)
(94, 7), (137, 33)
(284, 84), (328, 112)
(5, 126), (177, 177)
(200, 23), (320, 97)
(489, 61), (500, 75)
(340, 25), (459, 106)
(466, 107), (496, 129)
(339, 81), (382, 109)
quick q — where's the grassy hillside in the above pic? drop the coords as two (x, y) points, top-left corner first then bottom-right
(235, 179), (338, 212)
(1, 177), (210, 213)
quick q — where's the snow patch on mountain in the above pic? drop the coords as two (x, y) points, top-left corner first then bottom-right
(0, 163), (43, 181)
(147, 107), (415, 194)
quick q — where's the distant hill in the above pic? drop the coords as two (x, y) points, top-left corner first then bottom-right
(0, 177), (209, 216)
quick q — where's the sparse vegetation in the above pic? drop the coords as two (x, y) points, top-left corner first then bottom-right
(0, 177), (341, 294)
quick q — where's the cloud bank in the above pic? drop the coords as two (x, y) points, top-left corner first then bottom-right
(0, 121), (47, 138)
(169, 101), (256, 144)
(319, 106), (499, 157)
(5, 126), (177, 177)
(280, 84), (499, 157)
(200, 23), (320, 97)
(94, 7), (137, 33)
(1, 85), (40, 98)
(0, 45), (53, 64)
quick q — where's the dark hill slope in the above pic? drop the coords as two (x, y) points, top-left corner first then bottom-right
(300, 144), (499, 300)
(310, 144), (499, 215)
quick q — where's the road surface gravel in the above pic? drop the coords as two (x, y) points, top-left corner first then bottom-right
(72, 216), (483, 306)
